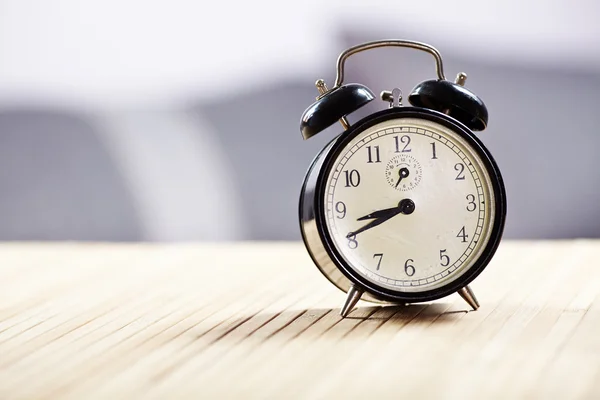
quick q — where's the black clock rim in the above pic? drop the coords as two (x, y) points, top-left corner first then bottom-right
(313, 107), (507, 303)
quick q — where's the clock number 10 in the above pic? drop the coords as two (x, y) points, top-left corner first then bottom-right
(343, 169), (361, 187)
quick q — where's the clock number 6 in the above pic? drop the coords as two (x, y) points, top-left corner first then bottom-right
(404, 258), (415, 276)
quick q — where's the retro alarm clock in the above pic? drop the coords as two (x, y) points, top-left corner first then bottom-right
(298, 40), (506, 317)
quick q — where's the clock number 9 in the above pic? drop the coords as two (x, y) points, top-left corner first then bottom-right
(404, 258), (415, 276)
(335, 201), (346, 219)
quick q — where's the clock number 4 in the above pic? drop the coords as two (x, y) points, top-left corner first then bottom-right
(343, 169), (361, 187)
(366, 146), (381, 163)
(457, 226), (469, 243)
(394, 135), (411, 153)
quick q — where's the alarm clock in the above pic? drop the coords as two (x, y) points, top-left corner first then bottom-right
(298, 40), (506, 317)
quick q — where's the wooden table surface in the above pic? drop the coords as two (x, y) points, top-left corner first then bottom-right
(0, 241), (599, 399)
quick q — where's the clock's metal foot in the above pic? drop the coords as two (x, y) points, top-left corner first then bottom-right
(457, 285), (480, 311)
(340, 285), (364, 318)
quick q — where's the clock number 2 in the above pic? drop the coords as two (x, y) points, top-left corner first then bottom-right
(454, 163), (465, 180)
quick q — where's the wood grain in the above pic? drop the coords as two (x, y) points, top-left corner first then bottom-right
(0, 241), (599, 399)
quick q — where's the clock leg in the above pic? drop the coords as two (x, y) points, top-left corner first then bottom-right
(457, 285), (480, 311)
(340, 285), (364, 318)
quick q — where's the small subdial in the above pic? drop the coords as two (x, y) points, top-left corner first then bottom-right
(385, 154), (423, 191)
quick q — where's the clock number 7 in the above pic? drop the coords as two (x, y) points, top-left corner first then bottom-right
(373, 253), (383, 270)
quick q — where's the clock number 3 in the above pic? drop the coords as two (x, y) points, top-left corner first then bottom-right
(466, 194), (477, 212)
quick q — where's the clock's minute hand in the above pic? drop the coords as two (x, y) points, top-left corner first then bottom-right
(347, 199), (415, 238)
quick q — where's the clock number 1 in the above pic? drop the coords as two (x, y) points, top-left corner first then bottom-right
(430, 142), (438, 159)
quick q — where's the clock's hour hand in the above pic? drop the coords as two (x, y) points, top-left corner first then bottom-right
(347, 199), (415, 238)
(357, 206), (400, 221)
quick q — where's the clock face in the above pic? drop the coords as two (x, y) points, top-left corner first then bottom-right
(323, 117), (496, 293)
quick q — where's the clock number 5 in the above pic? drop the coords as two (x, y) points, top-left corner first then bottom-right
(439, 249), (450, 267)
(404, 259), (415, 276)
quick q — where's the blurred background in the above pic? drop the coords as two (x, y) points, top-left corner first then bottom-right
(0, 0), (599, 242)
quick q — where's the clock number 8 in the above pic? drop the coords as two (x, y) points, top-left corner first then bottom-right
(347, 233), (358, 249)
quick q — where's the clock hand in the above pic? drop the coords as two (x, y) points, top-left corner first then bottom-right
(357, 206), (400, 221)
(395, 167), (409, 188)
(347, 199), (415, 238)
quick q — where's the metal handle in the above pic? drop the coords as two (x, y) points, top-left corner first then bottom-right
(333, 39), (446, 88)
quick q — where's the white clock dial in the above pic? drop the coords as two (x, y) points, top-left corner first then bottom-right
(324, 117), (495, 292)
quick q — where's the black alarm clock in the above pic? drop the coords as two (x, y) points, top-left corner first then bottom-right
(298, 40), (506, 317)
